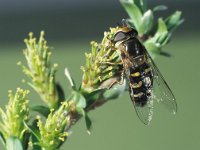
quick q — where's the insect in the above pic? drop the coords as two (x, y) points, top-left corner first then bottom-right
(112, 23), (177, 125)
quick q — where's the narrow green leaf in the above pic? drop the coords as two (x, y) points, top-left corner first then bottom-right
(153, 5), (168, 12)
(120, 0), (142, 30)
(76, 94), (86, 109)
(56, 83), (65, 104)
(144, 41), (160, 53)
(150, 18), (168, 44)
(134, 0), (147, 12)
(32, 137), (41, 150)
(85, 88), (106, 101)
(69, 91), (86, 109)
(102, 81), (126, 100)
(64, 68), (76, 90)
(170, 19), (184, 33)
(165, 11), (182, 28)
(6, 137), (23, 150)
(0, 132), (5, 146)
(85, 114), (92, 134)
(21, 132), (31, 150)
(139, 9), (153, 34)
(23, 121), (41, 141)
(165, 11), (184, 33)
(30, 120), (41, 150)
(157, 31), (168, 44)
(157, 18), (168, 34)
(160, 34), (171, 46)
(76, 107), (85, 116)
(31, 105), (50, 118)
(144, 41), (160, 59)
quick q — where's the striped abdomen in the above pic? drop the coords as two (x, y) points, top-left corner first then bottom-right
(129, 62), (153, 107)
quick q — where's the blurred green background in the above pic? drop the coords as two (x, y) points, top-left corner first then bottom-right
(0, 0), (199, 149)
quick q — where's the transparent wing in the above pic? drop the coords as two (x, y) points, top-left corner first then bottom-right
(145, 50), (177, 114)
(130, 87), (154, 125)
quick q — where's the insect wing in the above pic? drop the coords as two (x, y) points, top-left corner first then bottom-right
(129, 86), (154, 125)
(145, 50), (177, 114)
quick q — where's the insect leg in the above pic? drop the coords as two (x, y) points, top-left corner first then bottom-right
(98, 61), (123, 65)
(107, 70), (125, 89)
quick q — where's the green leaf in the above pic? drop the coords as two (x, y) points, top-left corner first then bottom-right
(23, 121), (41, 142)
(143, 17), (171, 55)
(160, 34), (171, 46)
(157, 18), (168, 34)
(68, 91), (86, 109)
(85, 114), (92, 134)
(102, 81), (126, 100)
(144, 41), (160, 58)
(0, 132), (5, 146)
(56, 83), (65, 104)
(153, 5), (168, 12)
(76, 94), (86, 109)
(6, 137), (23, 150)
(32, 137), (41, 150)
(31, 105), (50, 118)
(139, 9), (153, 34)
(150, 18), (168, 44)
(75, 108), (92, 134)
(65, 68), (76, 90)
(134, 0), (147, 12)
(165, 11), (184, 33)
(85, 88), (106, 101)
(76, 107), (85, 116)
(144, 41), (160, 53)
(157, 31), (168, 44)
(29, 120), (41, 150)
(120, 0), (142, 30)
(21, 132), (30, 150)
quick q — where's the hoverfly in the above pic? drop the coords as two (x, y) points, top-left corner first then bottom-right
(112, 22), (177, 125)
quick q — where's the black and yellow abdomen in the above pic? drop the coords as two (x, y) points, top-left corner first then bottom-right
(123, 38), (153, 107)
(129, 63), (153, 107)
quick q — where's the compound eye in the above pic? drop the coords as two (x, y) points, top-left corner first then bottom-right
(113, 32), (126, 43)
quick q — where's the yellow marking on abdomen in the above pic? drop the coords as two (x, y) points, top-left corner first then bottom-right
(131, 72), (140, 77)
(131, 81), (142, 88)
(133, 92), (143, 98)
